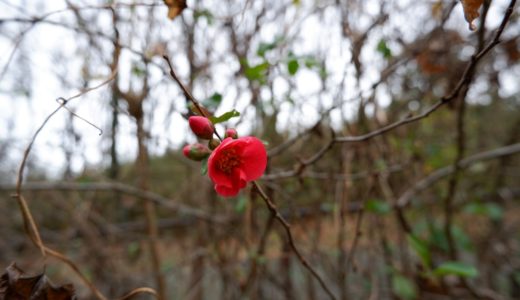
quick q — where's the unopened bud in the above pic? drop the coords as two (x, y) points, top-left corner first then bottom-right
(208, 138), (221, 150)
(183, 143), (211, 161)
(225, 128), (238, 139)
(189, 116), (214, 139)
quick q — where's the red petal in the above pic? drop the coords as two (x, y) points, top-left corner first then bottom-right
(208, 151), (233, 188)
(215, 184), (240, 197)
(238, 137), (267, 181)
(233, 168), (248, 188)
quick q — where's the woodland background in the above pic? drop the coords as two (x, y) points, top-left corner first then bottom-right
(0, 0), (519, 299)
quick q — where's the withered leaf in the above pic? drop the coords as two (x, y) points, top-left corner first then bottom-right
(163, 0), (187, 20)
(461, 0), (484, 31)
(0, 263), (76, 300)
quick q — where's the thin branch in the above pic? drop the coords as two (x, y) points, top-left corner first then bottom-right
(163, 56), (337, 300)
(343, 0), (513, 146)
(10, 70), (117, 300)
(117, 287), (158, 300)
(2, 181), (219, 222)
(162, 55), (223, 140)
(252, 182), (337, 300)
(396, 142), (520, 208)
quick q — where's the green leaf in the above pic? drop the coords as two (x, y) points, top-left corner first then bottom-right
(201, 157), (208, 175)
(451, 225), (473, 251)
(131, 64), (146, 77)
(257, 42), (276, 57)
(319, 65), (328, 79)
(193, 9), (214, 24)
(244, 61), (270, 82)
(392, 274), (417, 300)
(433, 262), (478, 278)
(235, 196), (248, 213)
(364, 199), (391, 214)
(377, 39), (392, 59)
(304, 56), (319, 68)
(407, 234), (431, 269)
(256, 36), (284, 57)
(463, 202), (503, 221)
(203, 92), (222, 110)
(429, 222), (449, 252)
(210, 109), (240, 124)
(288, 59), (299, 75)
(126, 242), (140, 259)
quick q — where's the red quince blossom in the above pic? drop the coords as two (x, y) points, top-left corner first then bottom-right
(208, 136), (267, 197)
(188, 116), (214, 139)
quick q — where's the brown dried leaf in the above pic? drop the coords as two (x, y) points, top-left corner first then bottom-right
(163, 0), (187, 20)
(503, 39), (520, 62)
(0, 263), (76, 300)
(461, 0), (484, 31)
(431, 0), (444, 21)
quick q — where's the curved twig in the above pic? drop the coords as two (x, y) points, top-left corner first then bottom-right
(11, 70), (117, 300)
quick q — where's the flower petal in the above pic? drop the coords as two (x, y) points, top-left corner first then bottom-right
(233, 168), (247, 188)
(208, 150), (233, 188)
(215, 184), (240, 197)
(239, 137), (267, 181)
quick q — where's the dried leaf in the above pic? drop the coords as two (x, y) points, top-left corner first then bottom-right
(0, 263), (76, 300)
(163, 0), (187, 20)
(431, 0), (444, 20)
(461, 0), (484, 31)
(503, 39), (520, 63)
(417, 51), (447, 74)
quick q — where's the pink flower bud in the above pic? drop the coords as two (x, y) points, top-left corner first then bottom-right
(189, 116), (214, 139)
(208, 138), (221, 150)
(225, 128), (238, 139)
(182, 143), (211, 161)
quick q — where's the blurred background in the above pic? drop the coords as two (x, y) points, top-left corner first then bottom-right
(0, 0), (519, 299)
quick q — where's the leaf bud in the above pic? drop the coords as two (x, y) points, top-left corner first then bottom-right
(183, 143), (211, 161)
(225, 128), (238, 139)
(208, 138), (221, 150)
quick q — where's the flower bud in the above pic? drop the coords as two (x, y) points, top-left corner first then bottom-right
(208, 138), (221, 150)
(183, 143), (211, 161)
(225, 128), (238, 139)
(189, 116), (214, 139)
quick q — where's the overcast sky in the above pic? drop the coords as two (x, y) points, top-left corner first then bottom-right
(0, 0), (517, 181)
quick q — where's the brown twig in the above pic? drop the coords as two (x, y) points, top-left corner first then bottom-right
(396, 142), (520, 208)
(162, 55), (223, 140)
(117, 287), (159, 300)
(2, 181), (219, 222)
(163, 55), (338, 300)
(324, 0), (516, 148)
(11, 70), (117, 300)
(252, 182), (337, 300)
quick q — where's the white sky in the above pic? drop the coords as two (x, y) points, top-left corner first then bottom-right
(0, 0), (517, 180)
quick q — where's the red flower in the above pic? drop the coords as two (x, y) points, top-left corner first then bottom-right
(208, 137), (267, 197)
(188, 116), (214, 139)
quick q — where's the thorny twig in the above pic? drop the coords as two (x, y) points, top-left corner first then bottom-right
(443, 1), (492, 264)
(10, 67), (162, 299)
(12, 70), (117, 300)
(163, 55), (338, 300)
(271, 0), (516, 183)
(396, 142), (520, 208)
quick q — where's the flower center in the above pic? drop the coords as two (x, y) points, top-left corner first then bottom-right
(217, 149), (241, 174)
